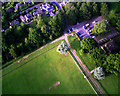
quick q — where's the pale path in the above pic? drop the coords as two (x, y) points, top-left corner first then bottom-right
(64, 34), (104, 95)
(0, 33), (73, 75)
(90, 69), (95, 74)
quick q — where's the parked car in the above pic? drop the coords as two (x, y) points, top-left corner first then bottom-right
(91, 36), (95, 38)
(76, 32), (81, 36)
(68, 28), (74, 33)
(90, 33), (94, 36)
(83, 23), (90, 29)
(89, 29), (92, 33)
(79, 34), (86, 38)
(92, 21), (98, 24)
(89, 26), (94, 30)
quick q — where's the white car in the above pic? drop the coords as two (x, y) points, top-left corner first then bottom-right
(91, 36), (95, 38)
(92, 21), (98, 24)
(85, 23), (90, 27)
(83, 23), (90, 29)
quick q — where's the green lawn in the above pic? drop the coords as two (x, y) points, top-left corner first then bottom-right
(1, 40), (63, 77)
(68, 35), (119, 94)
(2, 40), (95, 94)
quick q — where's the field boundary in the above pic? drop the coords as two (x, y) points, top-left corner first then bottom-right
(0, 45), (58, 78)
(68, 52), (98, 95)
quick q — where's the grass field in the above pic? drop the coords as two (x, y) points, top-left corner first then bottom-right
(68, 35), (119, 94)
(2, 40), (95, 94)
(1, 40), (62, 77)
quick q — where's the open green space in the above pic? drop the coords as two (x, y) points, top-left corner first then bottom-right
(68, 35), (118, 94)
(2, 40), (95, 94)
(1, 40), (63, 77)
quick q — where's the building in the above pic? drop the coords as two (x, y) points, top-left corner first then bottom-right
(42, 3), (53, 12)
(20, 15), (26, 22)
(9, 19), (19, 27)
(20, 14), (33, 23)
(6, 7), (15, 13)
(14, 3), (22, 12)
(33, 8), (44, 16)
(104, 39), (119, 53)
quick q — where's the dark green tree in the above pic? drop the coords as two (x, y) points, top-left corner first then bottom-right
(100, 3), (109, 18)
(9, 44), (17, 59)
(92, 20), (110, 36)
(80, 3), (91, 20)
(92, 2), (99, 16)
(81, 38), (97, 53)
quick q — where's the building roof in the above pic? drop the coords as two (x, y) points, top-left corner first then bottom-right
(105, 39), (119, 53)
(9, 19), (19, 26)
(6, 7), (14, 13)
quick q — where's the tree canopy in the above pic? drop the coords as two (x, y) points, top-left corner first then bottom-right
(92, 20), (110, 36)
(80, 38), (97, 53)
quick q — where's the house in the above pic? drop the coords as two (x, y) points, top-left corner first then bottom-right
(23, 2), (32, 5)
(42, 3), (53, 12)
(50, 11), (55, 17)
(33, 8), (44, 16)
(6, 7), (15, 13)
(20, 13), (33, 23)
(25, 14), (33, 22)
(104, 39), (119, 53)
(59, 1), (66, 7)
(14, 3), (22, 12)
(20, 15), (26, 22)
(9, 19), (19, 27)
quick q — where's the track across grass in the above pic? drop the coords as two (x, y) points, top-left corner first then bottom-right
(2, 40), (95, 94)
(68, 35), (118, 94)
(1, 40), (63, 77)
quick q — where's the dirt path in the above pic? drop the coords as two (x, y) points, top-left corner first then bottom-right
(1, 34), (72, 76)
(64, 34), (104, 95)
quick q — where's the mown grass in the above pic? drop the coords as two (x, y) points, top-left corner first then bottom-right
(1, 40), (63, 77)
(68, 35), (118, 94)
(2, 41), (95, 94)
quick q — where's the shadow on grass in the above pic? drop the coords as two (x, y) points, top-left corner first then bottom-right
(96, 80), (109, 95)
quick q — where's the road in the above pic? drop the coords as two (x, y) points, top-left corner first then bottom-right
(64, 34), (104, 95)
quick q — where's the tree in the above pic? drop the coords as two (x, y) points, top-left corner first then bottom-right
(92, 2), (99, 16)
(116, 15), (120, 31)
(108, 10), (116, 21)
(9, 44), (17, 59)
(94, 67), (105, 80)
(80, 3), (91, 20)
(57, 41), (69, 55)
(65, 4), (77, 25)
(89, 48), (105, 66)
(77, 2), (82, 9)
(28, 28), (42, 48)
(100, 3), (109, 18)
(92, 20), (110, 36)
(80, 38), (97, 52)
(103, 53), (120, 76)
